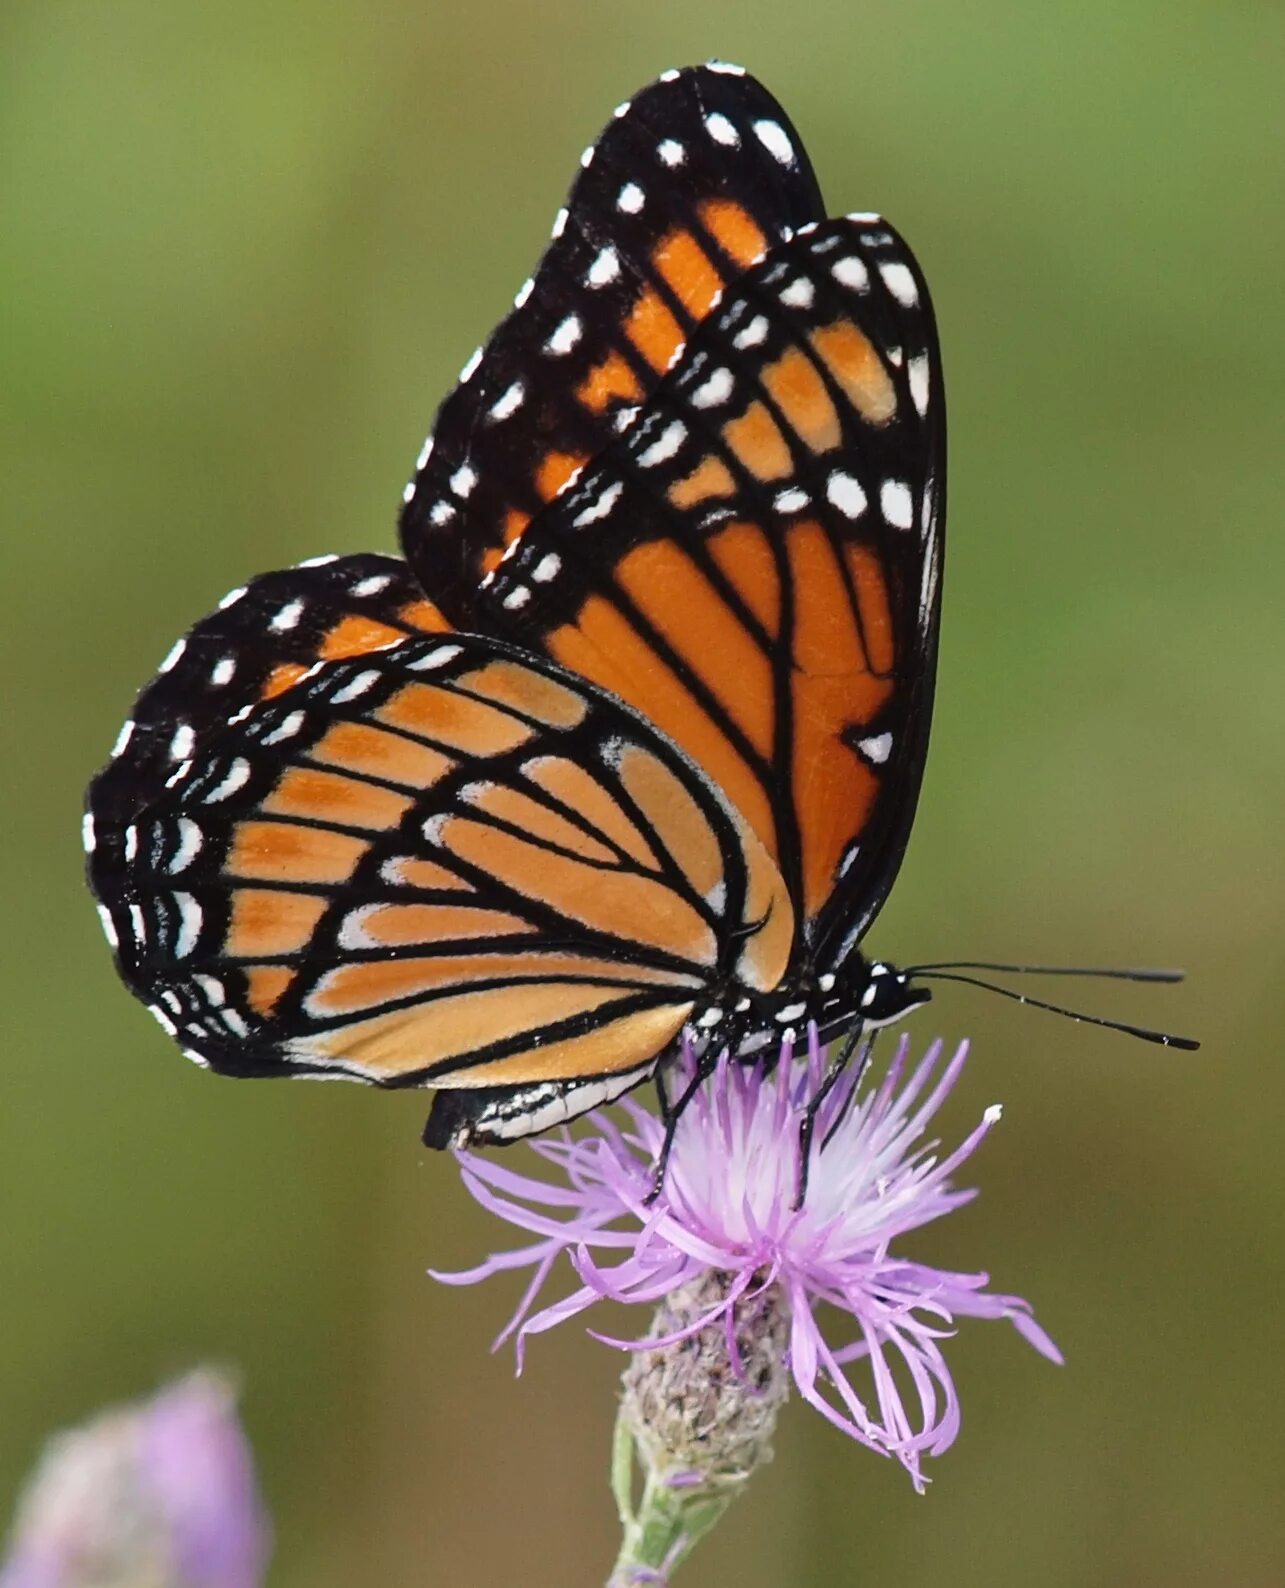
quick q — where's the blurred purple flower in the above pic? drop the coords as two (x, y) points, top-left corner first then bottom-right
(434, 1029), (1062, 1491)
(0, 1372), (270, 1588)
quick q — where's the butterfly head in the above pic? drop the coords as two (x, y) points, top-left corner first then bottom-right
(854, 960), (932, 1029)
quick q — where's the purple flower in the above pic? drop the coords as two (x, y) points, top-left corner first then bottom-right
(0, 1372), (270, 1588)
(434, 1029), (1062, 1491)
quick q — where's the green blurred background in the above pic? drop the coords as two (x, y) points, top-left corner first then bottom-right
(3, 1), (1282, 1582)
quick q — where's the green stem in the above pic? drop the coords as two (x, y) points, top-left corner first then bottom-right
(606, 1403), (746, 1587)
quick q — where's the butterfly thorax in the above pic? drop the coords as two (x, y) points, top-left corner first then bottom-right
(688, 953), (932, 1061)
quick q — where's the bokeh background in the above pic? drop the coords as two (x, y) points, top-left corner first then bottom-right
(3, 1), (1281, 1583)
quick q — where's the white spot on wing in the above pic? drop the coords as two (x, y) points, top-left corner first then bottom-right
(173, 893), (202, 959)
(859, 731), (893, 764)
(489, 381), (525, 421)
(774, 488), (809, 513)
(704, 112), (739, 147)
(111, 720), (135, 758)
(96, 903), (118, 948)
(878, 261), (919, 306)
(217, 586), (247, 612)
(880, 479), (914, 530)
(617, 182), (645, 214)
(459, 347), (483, 382)
(733, 315), (769, 350)
(827, 471), (868, 519)
(657, 138), (685, 167)
(752, 119), (795, 165)
(691, 367), (734, 408)
(573, 480), (624, 526)
(450, 464), (477, 498)
(158, 638), (186, 674)
(81, 811), (96, 853)
(330, 671), (380, 705)
(168, 817), (203, 873)
(513, 278), (535, 309)
(204, 757), (250, 803)
(832, 256), (870, 292)
(779, 277), (815, 310)
(270, 599), (305, 633)
(532, 553), (561, 583)
(587, 247), (620, 287)
(502, 585), (531, 611)
(351, 574), (392, 598)
(551, 206), (569, 239)
(170, 723), (195, 760)
(545, 314), (583, 356)
(263, 708), (307, 742)
(211, 656), (236, 686)
(407, 644), (462, 671)
(908, 354), (931, 416)
(637, 421), (687, 467)
(194, 973), (225, 1005)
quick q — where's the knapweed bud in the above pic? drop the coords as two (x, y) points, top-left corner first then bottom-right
(0, 1371), (270, 1588)
(621, 1271), (790, 1484)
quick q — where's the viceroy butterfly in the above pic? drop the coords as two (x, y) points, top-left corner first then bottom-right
(84, 64), (1195, 1157)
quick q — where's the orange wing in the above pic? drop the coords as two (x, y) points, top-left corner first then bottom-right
(399, 63), (825, 623)
(470, 215), (945, 971)
(88, 633), (791, 1103)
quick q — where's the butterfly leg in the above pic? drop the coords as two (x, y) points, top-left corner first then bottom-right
(644, 1050), (720, 1205)
(794, 1020), (869, 1208)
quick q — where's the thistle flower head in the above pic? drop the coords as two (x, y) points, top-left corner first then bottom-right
(434, 1029), (1061, 1492)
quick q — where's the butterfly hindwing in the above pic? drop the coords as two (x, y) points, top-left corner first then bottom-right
(91, 632), (793, 1089)
(470, 214), (945, 967)
(85, 554), (450, 833)
(398, 63), (825, 625)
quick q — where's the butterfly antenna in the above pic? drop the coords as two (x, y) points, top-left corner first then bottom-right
(907, 960), (1186, 984)
(906, 969), (1200, 1050)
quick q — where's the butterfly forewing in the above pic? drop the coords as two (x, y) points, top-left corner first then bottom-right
(398, 63), (824, 625)
(91, 632), (791, 1086)
(471, 214), (945, 967)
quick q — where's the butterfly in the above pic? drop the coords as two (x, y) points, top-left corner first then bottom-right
(83, 63), (1193, 1158)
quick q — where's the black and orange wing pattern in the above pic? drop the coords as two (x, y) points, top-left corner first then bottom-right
(89, 631), (790, 1126)
(86, 64), (947, 1141)
(398, 63), (824, 624)
(86, 553), (449, 849)
(87, 553), (452, 995)
(469, 213), (944, 972)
